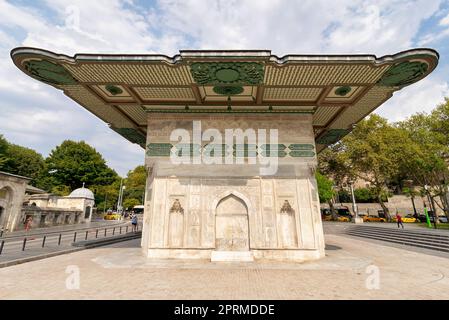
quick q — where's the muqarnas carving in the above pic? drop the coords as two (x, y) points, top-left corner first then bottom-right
(278, 200), (297, 247)
(280, 200), (294, 215)
(170, 199), (185, 214)
(169, 198), (185, 247)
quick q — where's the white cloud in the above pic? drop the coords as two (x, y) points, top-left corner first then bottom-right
(157, 0), (442, 55)
(439, 11), (449, 25)
(376, 77), (449, 121)
(0, 0), (448, 176)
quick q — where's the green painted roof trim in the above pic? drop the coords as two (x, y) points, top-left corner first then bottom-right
(143, 108), (315, 114)
(316, 129), (351, 145)
(24, 59), (77, 85)
(111, 127), (146, 147)
(378, 60), (429, 87)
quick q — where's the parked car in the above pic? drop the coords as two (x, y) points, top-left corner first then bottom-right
(417, 212), (448, 223)
(363, 215), (387, 223)
(320, 208), (352, 222)
(392, 214), (417, 223)
(439, 216), (449, 223)
(103, 212), (121, 220)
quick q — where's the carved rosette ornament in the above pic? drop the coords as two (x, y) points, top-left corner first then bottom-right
(190, 62), (264, 85)
(170, 199), (185, 214)
(190, 62), (264, 96)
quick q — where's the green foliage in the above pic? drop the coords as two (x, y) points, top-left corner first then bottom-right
(319, 104), (449, 219)
(2, 144), (45, 181)
(0, 135), (8, 167)
(0, 135), (147, 214)
(122, 165), (146, 208)
(43, 140), (118, 191)
(94, 179), (122, 213)
(337, 190), (351, 203)
(353, 188), (388, 203)
(0, 135), (45, 184)
(319, 114), (412, 219)
(123, 198), (141, 210)
(51, 185), (71, 196)
(316, 171), (334, 203)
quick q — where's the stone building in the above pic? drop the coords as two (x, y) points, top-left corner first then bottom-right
(0, 171), (31, 232)
(23, 186), (95, 230)
(0, 170), (95, 232)
(11, 48), (439, 261)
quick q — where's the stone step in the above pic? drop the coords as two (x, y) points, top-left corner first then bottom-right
(348, 225), (449, 241)
(346, 230), (449, 248)
(346, 228), (449, 245)
(210, 250), (254, 262)
(345, 231), (449, 253)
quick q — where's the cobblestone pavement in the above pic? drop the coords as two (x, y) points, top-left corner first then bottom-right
(1, 233), (449, 300)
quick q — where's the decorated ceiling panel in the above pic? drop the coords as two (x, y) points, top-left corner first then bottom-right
(11, 48), (439, 150)
(64, 63), (193, 85)
(313, 106), (342, 126)
(134, 86), (196, 101)
(117, 105), (147, 126)
(263, 87), (322, 101)
(63, 85), (135, 128)
(263, 64), (391, 86)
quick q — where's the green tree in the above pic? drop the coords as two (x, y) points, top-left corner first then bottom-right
(0, 135), (45, 184)
(337, 115), (407, 220)
(123, 165), (146, 205)
(402, 186), (419, 216)
(315, 171), (337, 220)
(51, 185), (72, 196)
(2, 144), (45, 182)
(94, 178), (122, 213)
(318, 143), (354, 187)
(316, 171), (334, 203)
(113, 165), (148, 212)
(0, 135), (9, 168)
(353, 188), (387, 203)
(397, 112), (449, 218)
(353, 188), (374, 203)
(43, 140), (118, 191)
(123, 198), (141, 210)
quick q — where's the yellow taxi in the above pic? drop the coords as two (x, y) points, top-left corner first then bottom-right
(103, 212), (122, 220)
(321, 208), (352, 222)
(336, 215), (351, 222)
(362, 215), (387, 223)
(392, 214), (417, 223)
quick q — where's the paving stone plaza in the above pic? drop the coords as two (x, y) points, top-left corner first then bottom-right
(10, 48), (439, 263)
(1, 227), (448, 300)
(5, 42), (447, 302)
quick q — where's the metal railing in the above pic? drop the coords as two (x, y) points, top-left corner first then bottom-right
(0, 223), (140, 256)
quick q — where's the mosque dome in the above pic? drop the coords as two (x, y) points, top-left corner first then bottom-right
(68, 184), (94, 200)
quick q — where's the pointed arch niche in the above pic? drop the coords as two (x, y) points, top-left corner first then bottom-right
(214, 193), (250, 251)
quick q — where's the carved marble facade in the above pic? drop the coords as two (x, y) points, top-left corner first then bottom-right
(142, 114), (325, 262)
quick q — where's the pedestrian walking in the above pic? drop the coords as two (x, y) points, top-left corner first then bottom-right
(24, 216), (33, 232)
(131, 214), (138, 232)
(396, 213), (404, 229)
(24, 216), (35, 240)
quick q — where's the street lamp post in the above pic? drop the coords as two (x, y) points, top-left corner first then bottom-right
(121, 185), (126, 214)
(350, 182), (362, 224)
(116, 179), (126, 215)
(424, 184), (437, 229)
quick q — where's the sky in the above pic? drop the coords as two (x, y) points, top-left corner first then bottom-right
(1, 0), (449, 176)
